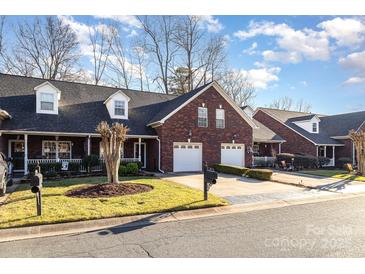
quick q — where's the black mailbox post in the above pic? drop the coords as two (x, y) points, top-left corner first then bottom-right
(203, 162), (218, 200)
(30, 164), (43, 216)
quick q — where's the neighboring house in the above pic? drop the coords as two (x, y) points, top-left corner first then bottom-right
(253, 107), (365, 166)
(0, 73), (257, 175)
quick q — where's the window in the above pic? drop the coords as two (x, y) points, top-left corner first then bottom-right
(42, 141), (71, 159)
(43, 141), (57, 159)
(99, 142), (124, 159)
(40, 92), (55, 111)
(253, 144), (260, 155)
(198, 107), (208, 127)
(312, 123), (318, 133)
(114, 100), (125, 116)
(216, 109), (225, 128)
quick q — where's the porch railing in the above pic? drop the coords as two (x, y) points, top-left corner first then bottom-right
(253, 156), (276, 167)
(27, 157), (140, 173)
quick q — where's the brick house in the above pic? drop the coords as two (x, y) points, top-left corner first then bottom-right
(253, 107), (365, 166)
(0, 73), (260, 175)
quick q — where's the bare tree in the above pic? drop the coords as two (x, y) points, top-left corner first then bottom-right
(269, 96), (294, 111)
(132, 43), (150, 91)
(269, 96), (312, 112)
(138, 16), (178, 94)
(296, 98), (312, 112)
(5, 16), (79, 80)
(89, 24), (113, 85)
(0, 16), (4, 57)
(220, 70), (256, 107)
(350, 130), (365, 175)
(107, 26), (133, 89)
(97, 121), (128, 184)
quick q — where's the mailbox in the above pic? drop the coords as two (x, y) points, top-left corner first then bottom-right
(203, 162), (218, 200)
(30, 172), (43, 193)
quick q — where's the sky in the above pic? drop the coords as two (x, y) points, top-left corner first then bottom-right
(2, 15), (365, 115)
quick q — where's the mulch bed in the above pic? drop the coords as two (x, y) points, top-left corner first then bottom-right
(65, 183), (153, 198)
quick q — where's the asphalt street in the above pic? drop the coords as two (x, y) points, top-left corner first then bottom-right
(1, 196), (365, 257)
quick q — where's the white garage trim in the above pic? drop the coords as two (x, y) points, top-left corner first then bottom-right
(221, 143), (245, 167)
(173, 142), (202, 172)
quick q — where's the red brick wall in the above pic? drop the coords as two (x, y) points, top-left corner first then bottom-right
(335, 138), (353, 164)
(254, 110), (316, 155)
(156, 86), (253, 172)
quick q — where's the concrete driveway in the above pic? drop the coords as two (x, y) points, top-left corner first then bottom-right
(163, 172), (306, 204)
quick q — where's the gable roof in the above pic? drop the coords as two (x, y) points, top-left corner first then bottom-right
(147, 81), (257, 128)
(255, 107), (365, 145)
(0, 73), (176, 136)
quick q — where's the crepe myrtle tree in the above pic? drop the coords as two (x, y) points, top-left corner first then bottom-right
(350, 130), (365, 176)
(96, 121), (129, 184)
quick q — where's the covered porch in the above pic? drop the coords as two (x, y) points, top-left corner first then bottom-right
(252, 141), (284, 167)
(316, 145), (336, 167)
(0, 131), (160, 175)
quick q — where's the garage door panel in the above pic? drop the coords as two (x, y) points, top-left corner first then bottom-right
(221, 143), (245, 167)
(173, 143), (202, 172)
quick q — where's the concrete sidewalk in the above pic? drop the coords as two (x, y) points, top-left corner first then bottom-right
(272, 171), (365, 193)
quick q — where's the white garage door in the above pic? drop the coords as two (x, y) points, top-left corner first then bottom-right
(221, 143), (245, 167)
(173, 143), (202, 172)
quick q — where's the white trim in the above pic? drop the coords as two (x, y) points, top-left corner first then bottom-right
(103, 90), (131, 104)
(0, 130), (159, 139)
(34, 81), (62, 97)
(254, 108), (337, 146)
(42, 140), (72, 160)
(356, 120), (365, 132)
(147, 81), (257, 128)
(134, 142), (146, 168)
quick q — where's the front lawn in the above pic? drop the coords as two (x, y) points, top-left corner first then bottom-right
(299, 169), (365, 182)
(0, 177), (228, 229)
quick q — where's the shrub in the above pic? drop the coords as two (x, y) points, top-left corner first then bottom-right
(83, 154), (100, 173)
(212, 164), (249, 176)
(126, 163), (139, 175)
(119, 165), (128, 175)
(277, 153), (320, 169)
(344, 163), (353, 172)
(121, 160), (143, 169)
(68, 162), (81, 173)
(318, 156), (331, 167)
(28, 162), (62, 175)
(246, 169), (273, 180)
(337, 157), (352, 168)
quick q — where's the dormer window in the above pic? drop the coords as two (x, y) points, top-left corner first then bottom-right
(104, 90), (130, 119)
(312, 123), (318, 133)
(40, 92), (55, 111)
(114, 100), (125, 116)
(35, 81), (61, 115)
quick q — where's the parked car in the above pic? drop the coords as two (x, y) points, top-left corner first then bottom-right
(0, 153), (13, 196)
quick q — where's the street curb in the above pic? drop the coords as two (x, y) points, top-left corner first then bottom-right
(2, 191), (365, 243)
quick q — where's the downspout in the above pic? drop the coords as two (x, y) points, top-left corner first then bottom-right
(157, 137), (164, 173)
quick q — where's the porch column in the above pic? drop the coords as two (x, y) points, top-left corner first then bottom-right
(316, 146), (319, 157)
(87, 135), (91, 156)
(352, 142), (356, 165)
(138, 137), (142, 162)
(324, 146), (326, 158)
(278, 143), (282, 154)
(332, 146), (335, 166)
(24, 134), (28, 175)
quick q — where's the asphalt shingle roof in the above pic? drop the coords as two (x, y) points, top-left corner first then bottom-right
(0, 73), (177, 135)
(253, 119), (285, 142)
(258, 107), (365, 145)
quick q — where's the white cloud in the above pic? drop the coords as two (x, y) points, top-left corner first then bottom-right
(239, 66), (281, 89)
(234, 21), (330, 64)
(318, 17), (365, 47)
(59, 15), (92, 45)
(94, 15), (142, 29)
(243, 42), (258, 55)
(199, 15), (223, 33)
(343, 77), (365, 85)
(300, 80), (308, 87)
(339, 50), (365, 71)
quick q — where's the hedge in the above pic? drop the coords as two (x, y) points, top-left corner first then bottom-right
(246, 169), (273, 180)
(119, 162), (139, 176)
(276, 153), (330, 169)
(28, 162), (62, 176)
(337, 157), (352, 168)
(212, 164), (249, 176)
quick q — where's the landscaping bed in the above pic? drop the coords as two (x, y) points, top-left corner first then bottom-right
(65, 183), (153, 198)
(0, 176), (227, 229)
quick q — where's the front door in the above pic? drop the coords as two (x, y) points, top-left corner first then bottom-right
(134, 143), (146, 168)
(10, 140), (25, 171)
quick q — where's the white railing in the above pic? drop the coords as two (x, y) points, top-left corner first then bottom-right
(253, 156), (276, 167)
(323, 158), (335, 167)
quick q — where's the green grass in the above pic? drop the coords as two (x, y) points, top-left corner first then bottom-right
(0, 176), (228, 229)
(300, 169), (365, 182)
